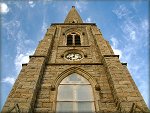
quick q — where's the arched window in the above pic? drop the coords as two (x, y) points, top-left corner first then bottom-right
(67, 35), (73, 45)
(75, 34), (81, 45)
(66, 33), (81, 46)
(56, 73), (95, 113)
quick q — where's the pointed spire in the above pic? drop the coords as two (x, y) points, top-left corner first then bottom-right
(64, 6), (83, 23)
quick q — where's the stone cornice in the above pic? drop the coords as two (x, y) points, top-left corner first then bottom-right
(103, 55), (119, 58)
(51, 23), (96, 26)
(47, 63), (103, 65)
(27, 55), (127, 66)
(46, 63), (127, 65)
(22, 63), (28, 66)
(29, 55), (47, 58)
(21, 62), (127, 67)
(58, 45), (90, 47)
(121, 63), (127, 66)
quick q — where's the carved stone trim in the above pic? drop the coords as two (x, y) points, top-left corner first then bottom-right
(95, 84), (101, 91)
(50, 85), (55, 91)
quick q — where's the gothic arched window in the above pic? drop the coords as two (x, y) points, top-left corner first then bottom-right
(75, 34), (81, 45)
(67, 33), (81, 46)
(56, 73), (95, 113)
(67, 35), (73, 45)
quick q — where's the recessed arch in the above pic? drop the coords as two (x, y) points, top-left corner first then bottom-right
(64, 27), (82, 35)
(55, 68), (96, 113)
(66, 32), (81, 46)
(66, 31), (80, 36)
(54, 67), (97, 88)
(64, 27), (83, 46)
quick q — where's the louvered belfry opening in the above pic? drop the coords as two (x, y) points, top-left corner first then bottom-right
(67, 35), (73, 45)
(67, 33), (81, 46)
(75, 34), (81, 45)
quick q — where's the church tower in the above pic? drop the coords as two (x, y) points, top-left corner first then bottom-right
(2, 6), (149, 113)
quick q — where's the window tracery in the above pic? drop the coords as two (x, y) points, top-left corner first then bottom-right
(56, 73), (95, 113)
(67, 33), (81, 46)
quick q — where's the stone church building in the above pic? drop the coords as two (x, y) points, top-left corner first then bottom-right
(2, 6), (149, 113)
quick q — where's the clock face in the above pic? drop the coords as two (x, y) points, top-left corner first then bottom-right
(65, 53), (82, 61)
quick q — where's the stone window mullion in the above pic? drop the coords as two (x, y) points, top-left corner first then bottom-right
(72, 34), (75, 45)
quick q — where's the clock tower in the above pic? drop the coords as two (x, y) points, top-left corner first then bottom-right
(2, 6), (149, 113)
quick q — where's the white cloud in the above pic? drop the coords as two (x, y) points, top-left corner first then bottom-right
(15, 51), (34, 74)
(141, 19), (148, 29)
(40, 6), (48, 33)
(2, 20), (21, 40)
(2, 19), (35, 74)
(0, 3), (9, 14)
(110, 37), (118, 48)
(110, 37), (122, 59)
(12, 2), (22, 9)
(138, 80), (149, 106)
(75, 1), (87, 12)
(121, 20), (137, 41)
(131, 0), (143, 12)
(2, 76), (16, 85)
(112, 48), (122, 59)
(64, 5), (69, 14)
(41, 21), (47, 33)
(85, 17), (92, 23)
(24, 39), (34, 45)
(28, 1), (35, 8)
(114, 5), (148, 43)
(119, 18), (148, 63)
(112, 4), (131, 19)
(43, 0), (53, 4)
(112, 4), (149, 107)
(141, 19), (149, 47)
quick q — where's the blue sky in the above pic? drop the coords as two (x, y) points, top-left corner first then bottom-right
(0, 0), (149, 110)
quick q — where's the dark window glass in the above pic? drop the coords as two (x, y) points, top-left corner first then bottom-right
(71, 33), (76, 35)
(67, 35), (73, 45)
(75, 35), (81, 45)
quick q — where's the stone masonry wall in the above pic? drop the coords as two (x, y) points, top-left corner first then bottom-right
(102, 56), (149, 112)
(2, 26), (56, 113)
(34, 64), (117, 112)
(2, 23), (149, 113)
(2, 57), (46, 112)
